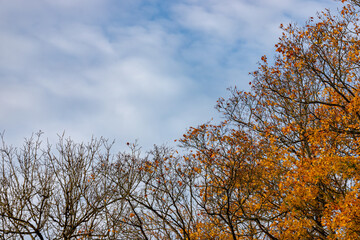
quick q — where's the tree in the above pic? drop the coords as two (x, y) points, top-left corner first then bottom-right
(181, 0), (360, 238)
(0, 134), (199, 240)
(119, 146), (200, 240)
(2, 1), (360, 239)
(0, 133), (140, 239)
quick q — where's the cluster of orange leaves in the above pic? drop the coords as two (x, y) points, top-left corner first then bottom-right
(179, 1), (360, 239)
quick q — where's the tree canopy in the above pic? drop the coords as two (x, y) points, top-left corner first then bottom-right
(1, 0), (360, 239)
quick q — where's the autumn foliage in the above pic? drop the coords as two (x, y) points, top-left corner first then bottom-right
(1, 0), (360, 239)
(182, 0), (360, 238)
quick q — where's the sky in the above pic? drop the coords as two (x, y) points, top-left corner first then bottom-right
(0, 0), (340, 151)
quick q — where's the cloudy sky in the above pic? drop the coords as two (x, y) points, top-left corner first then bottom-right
(0, 0), (339, 150)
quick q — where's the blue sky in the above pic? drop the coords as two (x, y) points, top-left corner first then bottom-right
(0, 0), (339, 150)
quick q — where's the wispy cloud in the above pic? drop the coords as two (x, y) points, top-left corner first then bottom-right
(0, 0), (339, 149)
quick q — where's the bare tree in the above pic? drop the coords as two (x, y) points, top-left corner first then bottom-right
(0, 133), (140, 239)
(102, 144), (200, 240)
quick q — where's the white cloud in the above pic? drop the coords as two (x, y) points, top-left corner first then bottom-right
(0, 84), (42, 120)
(173, 0), (338, 45)
(0, 31), (40, 72)
(0, 0), (342, 150)
(44, 24), (115, 59)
